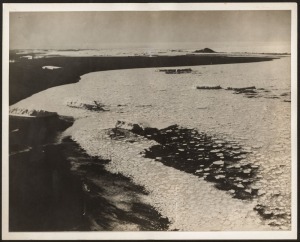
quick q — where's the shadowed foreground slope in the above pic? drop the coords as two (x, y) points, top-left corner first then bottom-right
(9, 114), (169, 231)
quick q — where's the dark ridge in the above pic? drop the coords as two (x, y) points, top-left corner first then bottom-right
(9, 114), (74, 151)
(9, 114), (170, 231)
(196, 85), (222, 90)
(194, 48), (216, 53)
(9, 115), (83, 231)
(226, 86), (256, 91)
(159, 68), (192, 74)
(9, 51), (277, 105)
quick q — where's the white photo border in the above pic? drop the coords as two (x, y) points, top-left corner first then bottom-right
(2, 2), (298, 240)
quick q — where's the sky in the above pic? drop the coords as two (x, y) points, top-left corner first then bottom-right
(9, 11), (291, 50)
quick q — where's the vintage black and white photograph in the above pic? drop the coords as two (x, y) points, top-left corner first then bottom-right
(2, 3), (297, 240)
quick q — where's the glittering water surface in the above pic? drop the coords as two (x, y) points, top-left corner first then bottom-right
(12, 57), (291, 231)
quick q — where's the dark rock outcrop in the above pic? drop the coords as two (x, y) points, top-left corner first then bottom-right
(66, 100), (109, 112)
(226, 86), (256, 92)
(115, 121), (145, 133)
(159, 68), (192, 74)
(197, 85), (222, 90)
(194, 48), (216, 53)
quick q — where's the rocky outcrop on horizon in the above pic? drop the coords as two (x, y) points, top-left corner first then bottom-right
(194, 48), (216, 53)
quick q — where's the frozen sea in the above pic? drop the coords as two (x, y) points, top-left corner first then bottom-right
(13, 41), (290, 58)
(11, 55), (292, 231)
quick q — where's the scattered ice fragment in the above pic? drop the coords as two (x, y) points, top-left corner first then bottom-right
(215, 175), (225, 179)
(245, 189), (252, 194)
(258, 190), (266, 196)
(212, 160), (224, 166)
(42, 65), (62, 70)
(210, 149), (220, 153)
(243, 169), (251, 174)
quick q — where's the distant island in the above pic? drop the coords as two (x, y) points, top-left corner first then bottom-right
(194, 48), (216, 53)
